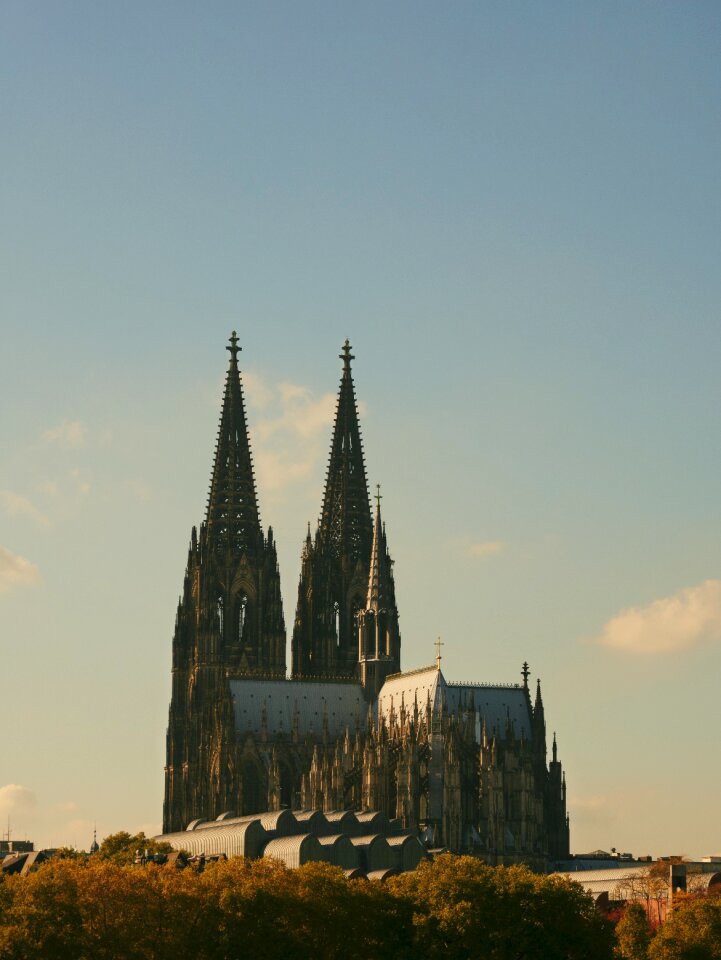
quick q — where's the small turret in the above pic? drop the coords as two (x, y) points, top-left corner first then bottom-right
(358, 485), (401, 698)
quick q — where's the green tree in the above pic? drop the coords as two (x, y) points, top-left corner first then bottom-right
(388, 853), (614, 960)
(96, 831), (172, 866)
(616, 902), (652, 959)
(649, 896), (721, 960)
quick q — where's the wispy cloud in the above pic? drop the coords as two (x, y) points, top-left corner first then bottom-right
(0, 784), (37, 814)
(0, 546), (40, 593)
(241, 374), (336, 498)
(567, 793), (618, 831)
(0, 786), (87, 849)
(466, 540), (504, 559)
(0, 489), (49, 527)
(243, 370), (274, 410)
(42, 419), (87, 448)
(597, 579), (721, 654)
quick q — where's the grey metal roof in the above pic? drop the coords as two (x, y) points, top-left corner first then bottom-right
(195, 809), (298, 836)
(161, 820), (268, 859)
(263, 834), (325, 869)
(324, 810), (360, 836)
(377, 667), (532, 739)
(386, 834), (426, 871)
(230, 678), (367, 738)
(317, 835), (360, 869)
(355, 810), (389, 833)
(293, 810), (327, 835)
(351, 834), (394, 872)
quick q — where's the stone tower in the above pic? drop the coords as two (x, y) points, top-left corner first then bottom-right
(291, 340), (373, 680)
(163, 333), (285, 832)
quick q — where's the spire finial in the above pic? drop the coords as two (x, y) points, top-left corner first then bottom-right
(435, 636), (444, 671)
(340, 339), (354, 371)
(521, 661), (530, 689)
(374, 483), (382, 511)
(227, 330), (241, 364)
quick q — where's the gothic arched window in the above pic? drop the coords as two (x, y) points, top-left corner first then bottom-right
(239, 594), (248, 642)
(333, 602), (340, 647)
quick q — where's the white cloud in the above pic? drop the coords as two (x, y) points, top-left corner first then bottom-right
(0, 784), (37, 815)
(0, 489), (49, 527)
(597, 579), (721, 654)
(254, 383), (336, 443)
(0, 547), (40, 593)
(242, 370), (274, 410)
(567, 793), (617, 831)
(466, 541), (504, 559)
(42, 420), (87, 448)
(239, 374), (337, 498)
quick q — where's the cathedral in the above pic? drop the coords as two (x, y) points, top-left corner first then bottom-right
(163, 334), (570, 868)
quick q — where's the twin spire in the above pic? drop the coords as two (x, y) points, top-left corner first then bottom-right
(319, 338), (373, 563)
(206, 331), (260, 555)
(206, 332), (398, 685)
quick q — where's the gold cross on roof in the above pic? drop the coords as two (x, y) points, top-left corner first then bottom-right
(435, 636), (444, 671)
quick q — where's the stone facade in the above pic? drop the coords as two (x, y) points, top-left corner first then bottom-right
(163, 334), (570, 868)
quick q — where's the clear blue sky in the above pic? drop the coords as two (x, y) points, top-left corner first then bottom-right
(1, 1), (720, 856)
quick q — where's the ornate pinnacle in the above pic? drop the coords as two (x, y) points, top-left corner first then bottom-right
(340, 338), (354, 370)
(374, 483), (382, 510)
(227, 330), (241, 364)
(521, 661), (530, 689)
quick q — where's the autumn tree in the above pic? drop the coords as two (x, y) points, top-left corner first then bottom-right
(388, 853), (614, 960)
(615, 902), (652, 960)
(649, 896), (721, 960)
(96, 831), (173, 866)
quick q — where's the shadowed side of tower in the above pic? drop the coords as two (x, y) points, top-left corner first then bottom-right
(163, 333), (286, 833)
(291, 340), (373, 679)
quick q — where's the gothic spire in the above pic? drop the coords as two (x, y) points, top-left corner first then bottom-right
(206, 332), (261, 554)
(366, 485), (394, 611)
(319, 339), (372, 562)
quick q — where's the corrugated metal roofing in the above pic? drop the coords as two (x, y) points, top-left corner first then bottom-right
(317, 835), (360, 869)
(195, 809), (298, 836)
(386, 834), (426, 871)
(355, 811), (389, 833)
(367, 868), (399, 881)
(263, 834), (324, 869)
(293, 810), (328, 835)
(324, 810), (359, 836)
(163, 820), (268, 859)
(230, 678), (367, 738)
(351, 835), (394, 872)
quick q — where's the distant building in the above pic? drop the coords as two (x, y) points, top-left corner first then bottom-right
(555, 859), (721, 923)
(164, 334), (569, 868)
(0, 839), (33, 854)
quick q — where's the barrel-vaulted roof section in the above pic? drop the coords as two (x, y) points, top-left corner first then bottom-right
(376, 666), (532, 739)
(230, 677), (367, 738)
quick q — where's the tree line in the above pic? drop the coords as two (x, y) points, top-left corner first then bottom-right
(1, 841), (718, 960)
